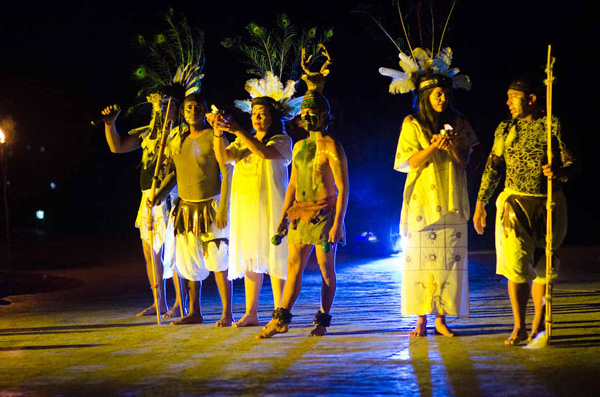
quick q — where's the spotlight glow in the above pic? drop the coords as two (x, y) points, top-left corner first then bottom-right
(36, 210), (45, 220)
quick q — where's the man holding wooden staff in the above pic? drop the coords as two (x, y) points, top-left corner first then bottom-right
(473, 77), (576, 345)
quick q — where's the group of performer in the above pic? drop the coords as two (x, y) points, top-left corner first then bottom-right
(100, 12), (575, 345)
(102, 68), (348, 338)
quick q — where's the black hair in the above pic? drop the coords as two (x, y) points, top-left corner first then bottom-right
(413, 86), (458, 139)
(251, 96), (285, 143)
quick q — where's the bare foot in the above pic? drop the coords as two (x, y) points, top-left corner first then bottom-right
(171, 313), (203, 325)
(529, 320), (545, 342)
(162, 306), (181, 319)
(215, 314), (234, 327)
(256, 319), (288, 339)
(233, 314), (260, 327)
(434, 318), (455, 337)
(136, 304), (167, 317)
(309, 324), (327, 337)
(505, 328), (528, 345)
(410, 324), (427, 337)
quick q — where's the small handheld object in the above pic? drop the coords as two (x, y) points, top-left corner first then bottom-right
(211, 104), (221, 114)
(271, 229), (288, 246)
(321, 241), (332, 253)
(440, 124), (455, 137)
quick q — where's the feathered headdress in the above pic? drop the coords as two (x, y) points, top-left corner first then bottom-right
(364, 1), (470, 95)
(223, 15), (333, 120)
(133, 9), (205, 103)
(379, 47), (471, 94)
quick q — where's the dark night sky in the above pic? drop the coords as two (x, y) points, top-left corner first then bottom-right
(1, 0), (597, 250)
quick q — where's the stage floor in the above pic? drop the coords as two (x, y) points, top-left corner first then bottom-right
(1, 239), (600, 396)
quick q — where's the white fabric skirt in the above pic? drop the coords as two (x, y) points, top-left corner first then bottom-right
(400, 213), (469, 317)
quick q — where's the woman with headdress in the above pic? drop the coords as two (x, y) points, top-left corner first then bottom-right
(381, 48), (478, 336)
(207, 81), (295, 327)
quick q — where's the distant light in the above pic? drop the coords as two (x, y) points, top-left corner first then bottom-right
(50, 182), (56, 189)
(36, 210), (45, 220)
(0, 128), (5, 144)
(40, 146), (46, 153)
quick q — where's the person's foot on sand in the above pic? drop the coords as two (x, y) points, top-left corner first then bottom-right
(171, 313), (203, 325)
(256, 319), (288, 338)
(233, 313), (259, 327)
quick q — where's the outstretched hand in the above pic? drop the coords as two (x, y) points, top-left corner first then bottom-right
(430, 134), (451, 151)
(207, 112), (242, 135)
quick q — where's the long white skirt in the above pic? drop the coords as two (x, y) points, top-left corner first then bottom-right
(401, 213), (469, 317)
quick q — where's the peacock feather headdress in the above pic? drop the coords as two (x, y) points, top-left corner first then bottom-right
(133, 8), (205, 104)
(222, 14), (333, 120)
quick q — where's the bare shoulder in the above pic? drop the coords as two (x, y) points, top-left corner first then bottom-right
(319, 135), (346, 162)
(403, 115), (414, 124)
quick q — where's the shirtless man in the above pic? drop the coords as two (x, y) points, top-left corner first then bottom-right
(258, 90), (349, 338)
(156, 94), (234, 327)
(102, 94), (182, 318)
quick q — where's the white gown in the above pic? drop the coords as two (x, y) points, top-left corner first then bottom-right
(227, 134), (292, 280)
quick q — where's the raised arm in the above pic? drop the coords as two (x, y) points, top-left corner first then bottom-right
(207, 112), (283, 160)
(102, 105), (142, 153)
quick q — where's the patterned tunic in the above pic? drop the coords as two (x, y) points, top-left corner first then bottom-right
(477, 116), (572, 202)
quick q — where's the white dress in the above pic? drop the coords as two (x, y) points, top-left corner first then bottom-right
(394, 117), (478, 317)
(227, 134), (292, 280)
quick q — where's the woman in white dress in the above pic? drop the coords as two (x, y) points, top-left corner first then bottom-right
(208, 96), (292, 327)
(394, 73), (478, 337)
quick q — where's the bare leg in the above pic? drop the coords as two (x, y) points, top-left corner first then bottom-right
(270, 276), (285, 309)
(214, 270), (234, 327)
(164, 273), (186, 318)
(434, 315), (455, 337)
(172, 279), (203, 325)
(137, 240), (167, 316)
(309, 245), (337, 337)
(233, 271), (262, 327)
(530, 281), (546, 340)
(258, 244), (312, 339)
(410, 315), (427, 337)
(506, 280), (529, 344)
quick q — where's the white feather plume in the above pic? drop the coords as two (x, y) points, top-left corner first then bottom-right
(235, 71), (301, 118)
(378, 67), (413, 94)
(380, 46), (471, 95)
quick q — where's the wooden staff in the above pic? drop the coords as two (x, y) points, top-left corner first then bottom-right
(147, 97), (174, 325)
(544, 45), (555, 342)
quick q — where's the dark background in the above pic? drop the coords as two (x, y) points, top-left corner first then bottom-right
(0, 0), (596, 257)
